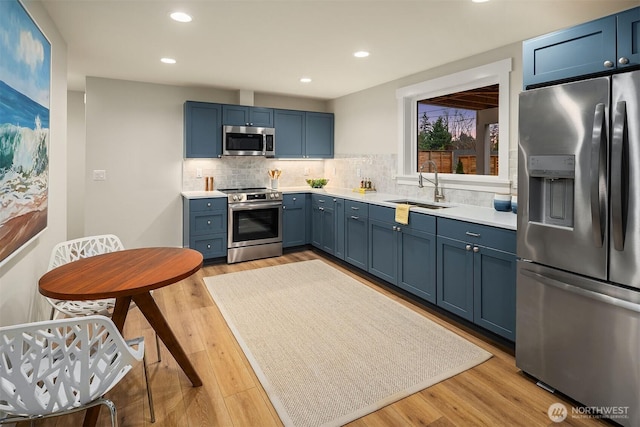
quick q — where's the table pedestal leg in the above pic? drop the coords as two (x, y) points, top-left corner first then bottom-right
(132, 292), (202, 387)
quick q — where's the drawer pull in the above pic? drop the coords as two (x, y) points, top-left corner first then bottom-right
(466, 245), (472, 251)
(473, 246), (480, 253)
(207, 220), (211, 225)
(206, 202), (211, 207)
(351, 206), (359, 210)
(292, 197), (297, 201)
(318, 199), (325, 203)
(207, 244), (211, 249)
(319, 207), (324, 211)
(350, 215), (359, 220)
(392, 226), (397, 231)
(465, 232), (481, 238)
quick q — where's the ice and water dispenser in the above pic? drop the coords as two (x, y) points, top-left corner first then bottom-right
(527, 155), (575, 228)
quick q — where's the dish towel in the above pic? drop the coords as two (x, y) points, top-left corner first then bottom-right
(395, 204), (410, 225)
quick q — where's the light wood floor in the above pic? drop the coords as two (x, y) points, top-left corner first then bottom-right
(28, 249), (609, 427)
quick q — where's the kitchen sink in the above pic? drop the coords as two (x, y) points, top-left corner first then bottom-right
(386, 200), (451, 209)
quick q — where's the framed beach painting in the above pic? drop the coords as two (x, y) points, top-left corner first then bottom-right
(0, 0), (51, 267)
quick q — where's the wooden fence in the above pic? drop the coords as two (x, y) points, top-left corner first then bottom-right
(418, 151), (498, 175)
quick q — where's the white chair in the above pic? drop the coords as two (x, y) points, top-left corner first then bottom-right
(44, 234), (156, 422)
(0, 315), (145, 426)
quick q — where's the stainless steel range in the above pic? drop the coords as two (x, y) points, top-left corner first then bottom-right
(221, 187), (283, 264)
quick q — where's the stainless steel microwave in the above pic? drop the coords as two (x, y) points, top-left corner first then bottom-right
(222, 125), (275, 157)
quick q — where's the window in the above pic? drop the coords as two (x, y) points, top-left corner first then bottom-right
(396, 59), (512, 192)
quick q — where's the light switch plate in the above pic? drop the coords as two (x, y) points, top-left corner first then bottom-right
(92, 170), (106, 181)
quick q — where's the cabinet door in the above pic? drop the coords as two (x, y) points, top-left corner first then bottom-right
(617, 7), (640, 69)
(473, 247), (517, 340)
(345, 215), (368, 270)
(321, 206), (335, 254)
(437, 236), (474, 321)
(368, 219), (397, 283)
(283, 194), (306, 248)
(334, 198), (344, 260)
(523, 15), (616, 88)
(222, 105), (249, 126)
(274, 109), (305, 158)
(249, 107), (274, 127)
(398, 227), (436, 304)
(305, 112), (334, 158)
(311, 205), (323, 248)
(184, 101), (222, 158)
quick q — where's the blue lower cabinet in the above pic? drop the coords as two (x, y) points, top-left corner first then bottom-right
(183, 197), (227, 259)
(368, 206), (436, 302)
(282, 193), (308, 248)
(345, 216), (368, 270)
(311, 195), (342, 258)
(437, 217), (516, 340)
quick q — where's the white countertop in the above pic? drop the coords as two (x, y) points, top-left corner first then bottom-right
(182, 187), (517, 230)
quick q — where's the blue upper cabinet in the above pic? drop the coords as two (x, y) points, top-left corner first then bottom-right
(274, 109), (305, 157)
(222, 105), (274, 127)
(305, 112), (334, 158)
(523, 7), (639, 88)
(184, 101), (222, 158)
(275, 109), (334, 158)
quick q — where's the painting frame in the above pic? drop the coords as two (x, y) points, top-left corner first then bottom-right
(0, 0), (51, 268)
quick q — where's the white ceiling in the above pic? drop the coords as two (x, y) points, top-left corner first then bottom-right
(41, 0), (638, 100)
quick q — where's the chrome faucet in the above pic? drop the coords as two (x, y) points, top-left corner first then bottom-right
(418, 160), (445, 202)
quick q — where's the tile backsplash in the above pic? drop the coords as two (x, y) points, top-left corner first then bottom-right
(183, 152), (516, 208)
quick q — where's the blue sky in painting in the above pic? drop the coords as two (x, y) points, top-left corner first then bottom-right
(0, 0), (51, 108)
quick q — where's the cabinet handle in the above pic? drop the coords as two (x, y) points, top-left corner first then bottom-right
(466, 244), (472, 251)
(604, 60), (614, 68)
(351, 206), (359, 210)
(207, 244), (211, 249)
(350, 215), (359, 220)
(465, 232), (481, 238)
(392, 226), (397, 231)
(319, 207), (324, 211)
(318, 199), (325, 203)
(292, 197), (297, 201)
(397, 227), (401, 232)
(282, 206), (286, 210)
(207, 220), (211, 225)
(206, 202), (211, 207)
(473, 246), (480, 253)
(333, 198), (337, 202)
(618, 57), (630, 65)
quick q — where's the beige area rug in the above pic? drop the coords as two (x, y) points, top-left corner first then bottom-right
(204, 260), (492, 427)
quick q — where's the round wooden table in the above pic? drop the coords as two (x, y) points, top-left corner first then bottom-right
(39, 247), (204, 426)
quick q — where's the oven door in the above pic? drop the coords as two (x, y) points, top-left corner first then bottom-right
(228, 201), (282, 248)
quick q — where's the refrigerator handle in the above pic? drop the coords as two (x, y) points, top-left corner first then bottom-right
(611, 101), (628, 251)
(520, 268), (640, 313)
(590, 103), (607, 248)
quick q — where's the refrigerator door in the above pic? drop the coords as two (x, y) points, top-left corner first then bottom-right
(518, 77), (609, 280)
(516, 261), (640, 427)
(609, 70), (640, 289)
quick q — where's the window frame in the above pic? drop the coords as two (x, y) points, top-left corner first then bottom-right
(395, 58), (512, 193)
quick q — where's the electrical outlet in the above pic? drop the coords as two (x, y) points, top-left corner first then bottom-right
(304, 167), (310, 176)
(92, 170), (106, 181)
(196, 168), (203, 178)
(356, 168), (361, 177)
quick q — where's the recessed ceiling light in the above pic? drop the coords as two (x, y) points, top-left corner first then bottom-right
(170, 12), (192, 22)
(161, 57), (176, 64)
(354, 51), (370, 58)
(300, 77), (312, 83)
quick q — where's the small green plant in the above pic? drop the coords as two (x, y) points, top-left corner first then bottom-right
(306, 178), (329, 188)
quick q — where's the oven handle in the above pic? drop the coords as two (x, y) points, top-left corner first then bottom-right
(229, 201), (283, 211)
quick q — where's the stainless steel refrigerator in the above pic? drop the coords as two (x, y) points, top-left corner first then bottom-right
(517, 69), (640, 427)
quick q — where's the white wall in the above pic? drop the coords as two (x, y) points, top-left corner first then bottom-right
(0, 1), (67, 326)
(67, 90), (85, 239)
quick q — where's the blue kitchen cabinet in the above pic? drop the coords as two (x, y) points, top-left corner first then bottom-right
(274, 109), (305, 157)
(436, 217), (516, 340)
(523, 6), (639, 88)
(368, 205), (437, 303)
(311, 194), (343, 258)
(183, 197), (227, 259)
(184, 101), (222, 158)
(222, 105), (274, 127)
(305, 112), (334, 158)
(274, 110), (334, 158)
(283, 193), (308, 248)
(344, 200), (369, 270)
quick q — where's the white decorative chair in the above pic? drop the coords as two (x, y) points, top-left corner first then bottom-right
(44, 234), (156, 422)
(0, 315), (145, 426)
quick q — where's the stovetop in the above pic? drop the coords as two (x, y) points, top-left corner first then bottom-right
(219, 187), (268, 194)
